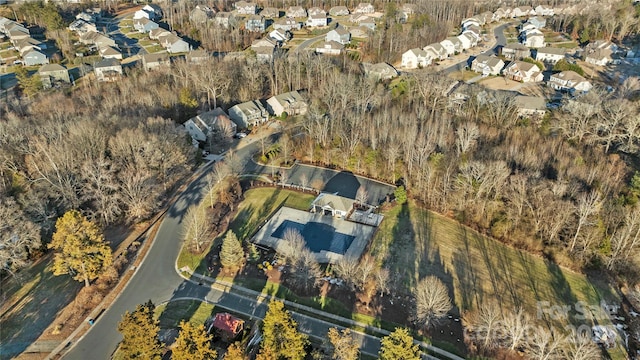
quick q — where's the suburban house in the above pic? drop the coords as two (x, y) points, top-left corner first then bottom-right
(527, 16), (546, 29)
(133, 18), (159, 33)
(424, 43), (447, 61)
(501, 43), (530, 60)
(99, 45), (122, 59)
(520, 23), (537, 32)
(307, 13), (328, 27)
(209, 313), (244, 342)
(286, 6), (307, 18)
(38, 64), (70, 88)
(23, 50), (48, 66)
(503, 61), (543, 82)
(311, 193), (355, 218)
(349, 26), (371, 39)
(362, 62), (398, 81)
(462, 32), (478, 47)
(149, 28), (169, 40)
(245, 15), (266, 32)
(478, 11), (494, 24)
(269, 29), (290, 43)
(514, 95), (547, 117)
(493, 7), (510, 21)
(585, 40), (619, 54)
(315, 40), (344, 55)
(93, 58), (122, 82)
(549, 70), (592, 93)
(214, 12), (233, 28)
(535, 4), (554, 16)
(190, 5), (215, 23)
(535, 47), (566, 64)
(326, 26), (351, 44)
(359, 17), (376, 30)
(329, 6), (350, 16)
(439, 39), (456, 57)
(308, 7), (326, 17)
(354, 3), (375, 14)
(228, 100), (269, 128)
(80, 31), (116, 48)
(401, 48), (431, 68)
(521, 28), (545, 48)
(235, 1), (257, 15)
(251, 37), (277, 62)
(266, 90), (308, 117)
(162, 34), (191, 53)
(187, 49), (210, 63)
(261, 7), (280, 18)
(184, 108), (237, 143)
(142, 53), (170, 71)
(143, 4), (163, 20)
(273, 18), (301, 31)
(471, 55), (505, 75)
(512, 6), (534, 17)
(461, 17), (480, 29)
(15, 37), (43, 55)
(585, 48), (613, 66)
(68, 19), (97, 34)
(457, 33), (472, 50)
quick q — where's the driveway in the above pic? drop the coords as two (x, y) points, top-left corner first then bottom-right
(440, 22), (510, 75)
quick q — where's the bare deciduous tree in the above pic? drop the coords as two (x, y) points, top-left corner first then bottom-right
(326, 328), (360, 360)
(413, 276), (452, 329)
(525, 327), (562, 360)
(0, 198), (41, 277)
(455, 122), (479, 155)
(182, 205), (211, 253)
(356, 186), (369, 207)
(279, 228), (306, 265)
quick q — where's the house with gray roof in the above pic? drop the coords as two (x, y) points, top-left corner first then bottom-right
(503, 61), (543, 82)
(326, 25), (350, 44)
(38, 63), (70, 88)
(535, 47), (566, 64)
(245, 14), (266, 32)
(134, 18), (159, 33)
(423, 43), (447, 60)
(142, 53), (170, 71)
(228, 100), (269, 128)
(549, 70), (592, 93)
(273, 17), (301, 31)
(190, 5), (215, 23)
(23, 50), (48, 66)
(362, 62), (398, 81)
(402, 48), (431, 68)
(329, 6), (349, 16)
(585, 48), (613, 66)
(266, 90), (308, 117)
(94, 58), (122, 82)
(471, 55), (505, 75)
(184, 108), (236, 143)
(261, 7), (280, 18)
(99, 45), (122, 59)
(501, 43), (530, 60)
(214, 12), (233, 28)
(286, 6), (307, 18)
(315, 40), (344, 55)
(354, 3), (375, 14)
(514, 95), (546, 117)
(307, 13), (328, 27)
(235, 1), (257, 15)
(312, 193), (355, 218)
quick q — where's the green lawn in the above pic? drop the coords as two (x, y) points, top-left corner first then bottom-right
(370, 201), (619, 317)
(144, 44), (165, 53)
(138, 39), (155, 47)
(124, 32), (146, 40)
(155, 300), (219, 328)
(549, 41), (579, 49)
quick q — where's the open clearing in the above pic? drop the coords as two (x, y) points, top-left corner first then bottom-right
(370, 202), (619, 318)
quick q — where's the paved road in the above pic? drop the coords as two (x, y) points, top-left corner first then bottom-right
(63, 138), (396, 359)
(440, 22), (510, 75)
(102, 14), (146, 57)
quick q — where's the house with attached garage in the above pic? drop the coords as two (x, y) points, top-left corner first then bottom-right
(235, 1), (257, 15)
(549, 70), (592, 93)
(269, 29), (290, 43)
(457, 33), (472, 50)
(273, 18), (301, 31)
(359, 17), (376, 30)
(462, 33), (478, 48)
(503, 61), (543, 82)
(354, 3), (375, 14)
(461, 17), (480, 29)
(94, 58), (122, 82)
(502, 42), (530, 60)
(266, 90), (308, 117)
(214, 12), (233, 28)
(99, 45), (122, 59)
(535, 5), (554, 16)
(439, 38), (456, 57)
(315, 40), (344, 55)
(308, 7), (326, 17)
(23, 50), (48, 66)
(493, 7), (511, 21)
(261, 7), (280, 18)
(307, 13), (328, 27)
(134, 18), (159, 33)
(162, 34), (191, 53)
(535, 47), (566, 64)
(326, 25), (350, 44)
(15, 37), (44, 56)
(228, 100), (269, 128)
(471, 55), (505, 75)
(187, 49), (210, 63)
(38, 64), (70, 88)
(142, 53), (170, 71)
(521, 28), (545, 48)
(512, 6), (535, 17)
(401, 48), (431, 69)
(424, 43), (447, 61)
(184, 108), (237, 143)
(143, 4), (163, 20)
(251, 37), (277, 62)
(286, 6), (307, 18)
(585, 48), (613, 66)
(362, 62), (398, 81)
(329, 6), (349, 16)
(514, 95), (547, 117)
(527, 16), (546, 29)
(80, 31), (116, 48)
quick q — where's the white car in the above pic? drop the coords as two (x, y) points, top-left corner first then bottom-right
(235, 133), (247, 139)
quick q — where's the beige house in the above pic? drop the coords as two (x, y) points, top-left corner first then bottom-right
(266, 90), (308, 117)
(38, 64), (70, 88)
(311, 193), (355, 218)
(503, 61), (543, 82)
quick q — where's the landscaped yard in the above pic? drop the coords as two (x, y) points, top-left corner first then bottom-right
(447, 69), (481, 81)
(370, 201), (619, 317)
(144, 44), (165, 53)
(155, 300), (219, 328)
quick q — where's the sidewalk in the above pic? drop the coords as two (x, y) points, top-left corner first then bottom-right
(178, 268), (465, 360)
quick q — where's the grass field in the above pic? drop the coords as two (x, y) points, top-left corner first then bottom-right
(155, 300), (219, 328)
(177, 188), (316, 272)
(370, 201), (619, 317)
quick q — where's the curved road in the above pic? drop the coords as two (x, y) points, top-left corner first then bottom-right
(63, 139), (402, 359)
(440, 22), (510, 74)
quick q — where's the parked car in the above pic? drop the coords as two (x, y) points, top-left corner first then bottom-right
(235, 132), (247, 139)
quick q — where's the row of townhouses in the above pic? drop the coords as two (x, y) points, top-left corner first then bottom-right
(0, 17), (49, 66)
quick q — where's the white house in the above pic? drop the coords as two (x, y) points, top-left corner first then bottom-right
(329, 6), (350, 16)
(535, 5), (554, 16)
(228, 100), (269, 128)
(503, 61), (543, 82)
(585, 48), (613, 66)
(401, 48), (431, 68)
(273, 18), (301, 31)
(311, 193), (355, 218)
(134, 18), (159, 33)
(190, 5), (215, 23)
(521, 29), (545, 48)
(94, 58), (122, 82)
(308, 7), (326, 17)
(512, 6), (534, 17)
(162, 34), (190, 53)
(235, 1), (257, 15)
(462, 32), (478, 47)
(423, 43), (447, 60)
(269, 29), (290, 43)
(535, 47), (566, 64)
(362, 62), (398, 81)
(514, 96), (547, 117)
(471, 55), (505, 75)
(457, 34), (472, 50)
(286, 6), (307, 18)
(306, 13), (328, 27)
(326, 26), (351, 44)
(439, 39), (456, 57)
(315, 40), (344, 55)
(549, 70), (592, 93)
(354, 2), (375, 14)
(23, 50), (48, 66)
(266, 90), (308, 117)
(461, 17), (480, 29)
(184, 108), (237, 143)
(99, 45), (122, 59)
